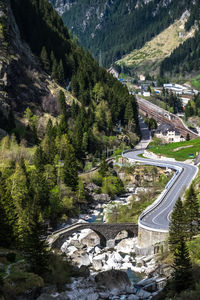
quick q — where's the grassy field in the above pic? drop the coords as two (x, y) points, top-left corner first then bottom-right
(117, 15), (195, 76)
(191, 74), (200, 90)
(149, 138), (200, 161)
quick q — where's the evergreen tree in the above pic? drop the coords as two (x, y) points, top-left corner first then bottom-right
(168, 197), (186, 252)
(99, 155), (109, 177)
(82, 132), (88, 153)
(40, 46), (50, 72)
(51, 58), (58, 80)
(34, 146), (46, 172)
(186, 133), (190, 141)
(63, 138), (78, 190)
(0, 172), (13, 248)
(184, 184), (200, 240)
(57, 59), (65, 84)
(124, 99), (134, 125)
(23, 210), (49, 276)
(172, 240), (193, 293)
(8, 164), (29, 246)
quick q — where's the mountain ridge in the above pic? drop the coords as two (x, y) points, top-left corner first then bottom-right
(50, 0), (192, 67)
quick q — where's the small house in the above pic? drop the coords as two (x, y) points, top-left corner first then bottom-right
(154, 123), (185, 143)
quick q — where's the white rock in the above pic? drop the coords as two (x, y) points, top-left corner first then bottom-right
(93, 253), (106, 261)
(92, 259), (103, 271)
(111, 252), (123, 263)
(72, 253), (91, 267)
(123, 255), (131, 263)
(94, 246), (101, 254)
(131, 266), (144, 273)
(61, 241), (70, 252)
(115, 238), (136, 253)
(67, 246), (78, 256)
(121, 262), (133, 270)
(143, 255), (154, 263)
(137, 277), (156, 287)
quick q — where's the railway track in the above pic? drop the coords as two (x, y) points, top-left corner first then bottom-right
(137, 98), (199, 139)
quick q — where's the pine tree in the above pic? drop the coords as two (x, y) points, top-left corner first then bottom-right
(172, 240), (193, 293)
(99, 155), (109, 177)
(0, 172), (13, 248)
(8, 164), (29, 246)
(51, 57), (58, 80)
(40, 46), (50, 72)
(124, 99), (134, 125)
(57, 59), (65, 84)
(63, 138), (78, 191)
(23, 210), (49, 276)
(58, 90), (68, 133)
(184, 184), (200, 240)
(168, 197), (186, 252)
(82, 132), (88, 153)
(186, 133), (190, 141)
(34, 146), (46, 172)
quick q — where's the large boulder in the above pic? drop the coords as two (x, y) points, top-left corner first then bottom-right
(115, 238), (136, 254)
(95, 270), (130, 290)
(93, 194), (111, 202)
(71, 251), (91, 267)
(79, 230), (100, 247)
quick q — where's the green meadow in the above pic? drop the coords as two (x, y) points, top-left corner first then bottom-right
(148, 138), (200, 161)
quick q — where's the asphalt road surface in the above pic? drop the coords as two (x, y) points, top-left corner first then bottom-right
(123, 118), (198, 232)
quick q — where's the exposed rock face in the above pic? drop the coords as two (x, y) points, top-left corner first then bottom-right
(50, 0), (75, 15)
(0, 0), (59, 114)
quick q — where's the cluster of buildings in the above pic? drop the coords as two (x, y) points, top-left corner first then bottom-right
(107, 68), (192, 144)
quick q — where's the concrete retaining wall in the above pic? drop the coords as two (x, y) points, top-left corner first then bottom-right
(138, 226), (168, 248)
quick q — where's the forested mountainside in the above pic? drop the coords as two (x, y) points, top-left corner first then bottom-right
(0, 1), (139, 296)
(116, 13), (195, 77)
(2, 0), (139, 148)
(50, 0), (193, 67)
(160, 0), (200, 76)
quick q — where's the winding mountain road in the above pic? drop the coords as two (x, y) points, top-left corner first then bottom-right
(123, 118), (198, 232)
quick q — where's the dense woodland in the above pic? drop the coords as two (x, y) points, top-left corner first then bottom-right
(156, 185), (200, 299)
(0, 0), (140, 293)
(160, 0), (200, 76)
(53, 0), (193, 67)
(185, 93), (200, 119)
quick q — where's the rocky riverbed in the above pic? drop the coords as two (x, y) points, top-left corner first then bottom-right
(38, 169), (173, 300)
(38, 222), (169, 300)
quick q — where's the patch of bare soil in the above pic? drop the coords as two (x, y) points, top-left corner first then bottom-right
(173, 145), (193, 152)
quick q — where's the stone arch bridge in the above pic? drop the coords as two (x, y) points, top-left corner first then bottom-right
(47, 223), (138, 249)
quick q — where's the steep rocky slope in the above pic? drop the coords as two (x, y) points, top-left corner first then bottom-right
(0, 0), (60, 115)
(117, 12), (196, 76)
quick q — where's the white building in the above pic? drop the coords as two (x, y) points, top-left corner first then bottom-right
(143, 91), (150, 97)
(154, 123), (185, 143)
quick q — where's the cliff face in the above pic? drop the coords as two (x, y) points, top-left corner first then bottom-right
(0, 0), (58, 115)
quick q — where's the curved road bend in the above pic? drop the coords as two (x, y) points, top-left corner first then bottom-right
(123, 118), (198, 232)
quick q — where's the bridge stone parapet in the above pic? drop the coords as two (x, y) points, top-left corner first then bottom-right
(48, 223), (138, 249)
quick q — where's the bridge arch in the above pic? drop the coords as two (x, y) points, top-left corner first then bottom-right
(49, 223), (138, 249)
